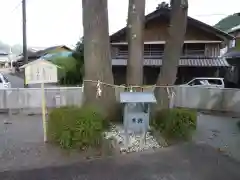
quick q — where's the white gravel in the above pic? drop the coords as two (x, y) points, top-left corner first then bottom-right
(104, 125), (161, 154)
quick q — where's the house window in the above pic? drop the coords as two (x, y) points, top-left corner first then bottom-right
(117, 44), (165, 58)
(183, 43), (205, 56)
(144, 44), (164, 57)
(118, 45), (128, 57)
(118, 45), (128, 52)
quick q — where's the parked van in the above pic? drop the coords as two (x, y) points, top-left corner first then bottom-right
(180, 77), (225, 88)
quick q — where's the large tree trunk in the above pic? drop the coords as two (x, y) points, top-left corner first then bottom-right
(155, 0), (188, 109)
(126, 0), (145, 86)
(82, 0), (116, 118)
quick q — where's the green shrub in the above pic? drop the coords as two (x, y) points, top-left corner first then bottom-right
(47, 106), (107, 149)
(152, 108), (197, 142)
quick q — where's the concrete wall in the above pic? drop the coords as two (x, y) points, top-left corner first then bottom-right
(115, 86), (240, 113)
(1, 86), (240, 114)
(174, 86), (240, 112)
(0, 87), (84, 110)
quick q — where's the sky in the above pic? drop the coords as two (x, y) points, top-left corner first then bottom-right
(0, 0), (239, 48)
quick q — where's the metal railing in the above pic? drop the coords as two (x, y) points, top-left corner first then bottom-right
(113, 50), (205, 59)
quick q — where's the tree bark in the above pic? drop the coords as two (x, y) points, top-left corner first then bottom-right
(126, 0), (145, 86)
(82, 0), (116, 118)
(155, 0), (188, 110)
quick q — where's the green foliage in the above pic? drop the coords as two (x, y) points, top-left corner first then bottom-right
(72, 38), (84, 78)
(49, 38), (84, 86)
(51, 56), (83, 85)
(214, 13), (240, 31)
(236, 39), (240, 50)
(237, 121), (240, 130)
(47, 106), (107, 149)
(52, 56), (77, 72)
(152, 108), (197, 141)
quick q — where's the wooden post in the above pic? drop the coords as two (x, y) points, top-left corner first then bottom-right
(41, 82), (47, 142)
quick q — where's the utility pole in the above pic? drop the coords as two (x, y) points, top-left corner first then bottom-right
(22, 0), (28, 87)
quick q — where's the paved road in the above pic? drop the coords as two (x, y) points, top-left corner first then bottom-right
(194, 113), (240, 161)
(0, 143), (240, 180)
(4, 73), (58, 88)
(4, 74), (24, 88)
(0, 114), (85, 172)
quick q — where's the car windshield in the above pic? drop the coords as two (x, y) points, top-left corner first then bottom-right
(188, 79), (221, 86)
(188, 79), (205, 86)
(199, 80), (208, 85)
(207, 79), (222, 85)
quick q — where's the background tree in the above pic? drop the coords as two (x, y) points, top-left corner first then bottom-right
(52, 56), (82, 85)
(155, 0), (188, 109)
(215, 13), (240, 31)
(82, 0), (116, 118)
(72, 38), (84, 83)
(126, 0), (145, 86)
(51, 39), (84, 86)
